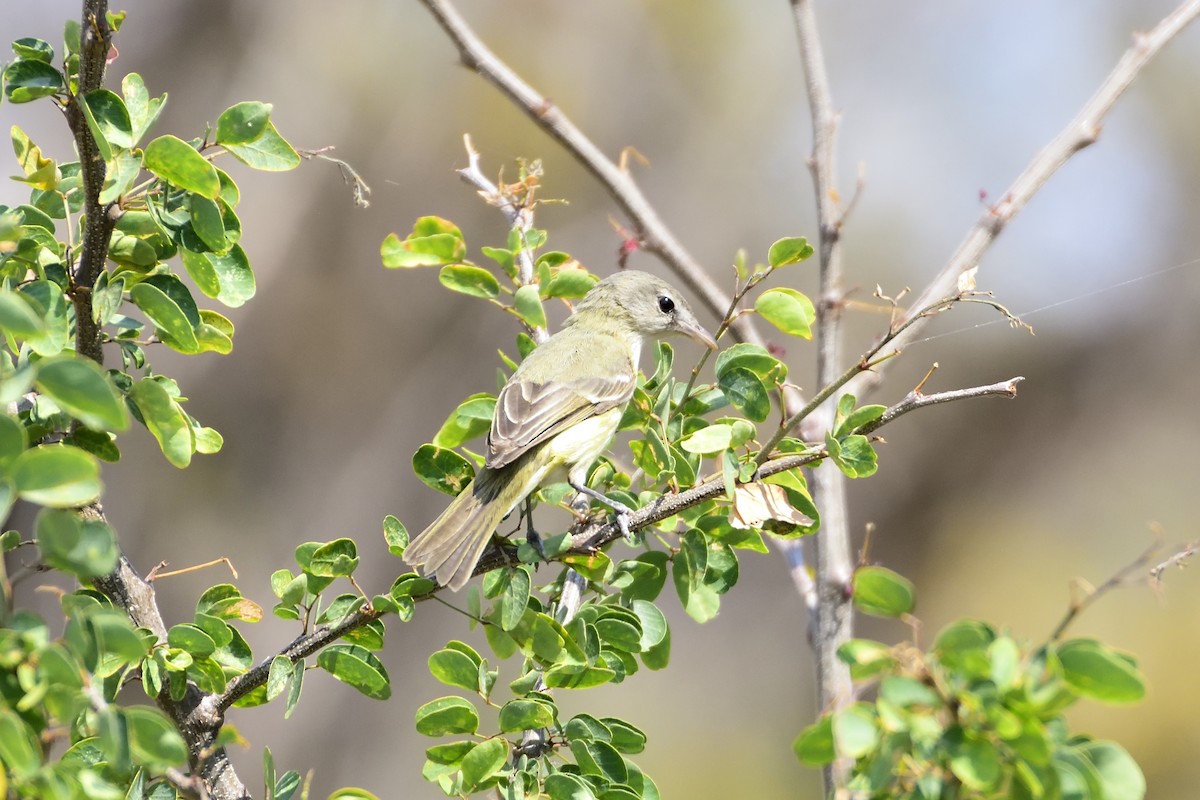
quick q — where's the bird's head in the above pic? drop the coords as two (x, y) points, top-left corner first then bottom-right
(573, 270), (718, 349)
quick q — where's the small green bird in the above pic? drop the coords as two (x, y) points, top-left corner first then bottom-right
(404, 270), (718, 590)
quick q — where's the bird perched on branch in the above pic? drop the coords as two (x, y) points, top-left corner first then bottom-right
(404, 270), (718, 590)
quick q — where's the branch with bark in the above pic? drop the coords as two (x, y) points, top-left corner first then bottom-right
(417, 0), (765, 348)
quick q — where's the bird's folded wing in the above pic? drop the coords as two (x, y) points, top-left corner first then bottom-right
(486, 371), (634, 469)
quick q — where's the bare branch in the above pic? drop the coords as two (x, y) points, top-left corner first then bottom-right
(856, 0), (1200, 394)
(417, 0), (763, 346)
(1050, 531), (1200, 641)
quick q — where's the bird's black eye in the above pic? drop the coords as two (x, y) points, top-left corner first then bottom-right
(657, 295), (675, 314)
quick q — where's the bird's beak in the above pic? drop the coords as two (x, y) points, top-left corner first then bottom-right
(676, 314), (719, 350)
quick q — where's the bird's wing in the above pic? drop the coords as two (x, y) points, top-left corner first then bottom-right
(486, 344), (635, 469)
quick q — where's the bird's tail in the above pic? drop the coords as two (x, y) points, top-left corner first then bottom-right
(403, 466), (523, 591)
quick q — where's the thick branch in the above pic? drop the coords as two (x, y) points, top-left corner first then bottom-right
(66, 0), (116, 365)
(789, 4), (856, 781)
(66, 2), (248, 796)
(856, 0), (1200, 395)
(418, 0), (763, 346)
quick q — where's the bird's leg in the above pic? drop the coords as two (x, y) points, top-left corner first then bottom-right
(522, 496), (546, 561)
(569, 480), (633, 541)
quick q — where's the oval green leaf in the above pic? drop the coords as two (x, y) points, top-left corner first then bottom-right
(497, 698), (555, 733)
(767, 236), (814, 268)
(678, 424), (734, 455)
(35, 355), (129, 432)
(317, 644), (391, 700)
(852, 565), (915, 617)
(1056, 639), (1145, 704)
(144, 134), (219, 198)
(414, 696), (479, 737)
(439, 264), (500, 299)
(129, 377), (193, 468)
(427, 649), (481, 692)
(460, 737), (509, 791)
(755, 287), (816, 338)
(35, 508), (118, 577)
(412, 444), (475, 496)
(223, 121), (300, 171)
(215, 101), (272, 146)
(3, 60), (65, 103)
(13, 444), (101, 507)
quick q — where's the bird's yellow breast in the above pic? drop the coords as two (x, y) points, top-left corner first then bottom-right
(542, 406), (623, 483)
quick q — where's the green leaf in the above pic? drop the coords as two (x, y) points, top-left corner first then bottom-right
(543, 664), (616, 689)
(125, 707), (188, 770)
(513, 284), (547, 329)
(328, 789), (382, 800)
(189, 194), (227, 251)
(317, 644), (391, 700)
(3, 59), (65, 103)
(1075, 740), (1145, 800)
(412, 444), (475, 496)
(852, 565), (915, 617)
(99, 148), (142, 204)
(755, 287), (816, 338)
(793, 715), (835, 766)
(459, 736), (508, 789)
(439, 264), (500, 299)
(35, 355), (129, 432)
(80, 90), (134, 158)
(13, 444), (101, 506)
(500, 567), (531, 632)
(433, 394), (496, 449)
(544, 772), (598, 800)
(0, 708), (42, 777)
(35, 508), (118, 578)
(381, 217), (466, 268)
(1056, 639), (1145, 704)
(837, 639), (895, 681)
(215, 101), (272, 146)
(718, 366), (771, 423)
(601, 717), (647, 754)
(383, 514), (408, 557)
(307, 538), (360, 578)
(17, 280), (71, 356)
(543, 267), (597, 299)
(129, 378), (193, 468)
(673, 531), (720, 623)
(11, 125), (59, 190)
(630, 599), (668, 651)
(222, 121), (300, 171)
(767, 236), (815, 268)
(121, 73), (166, 145)
(948, 732), (1002, 792)
(427, 648), (481, 692)
(167, 623), (217, 658)
(826, 433), (878, 478)
(12, 38), (55, 63)
(0, 288), (46, 340)
(129, 282), (200, 354)
(415, 696), (480, 736)
(204, 244), (256, 308)
(144, 135), (219, 198)
(833, 703), (879, 759)
(678, 424), (733, 455)
(498, 699), (555, 733)
(0, 414), (26, 470)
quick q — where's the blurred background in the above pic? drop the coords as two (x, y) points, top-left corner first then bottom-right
(5, 1), (1200, 796)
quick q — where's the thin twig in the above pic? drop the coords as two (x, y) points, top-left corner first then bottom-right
(1050, 531), (1200, 641)
(417, 0), (763, 347)
(298, 146), (371, 208)
(854, 0), (1200, 396)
